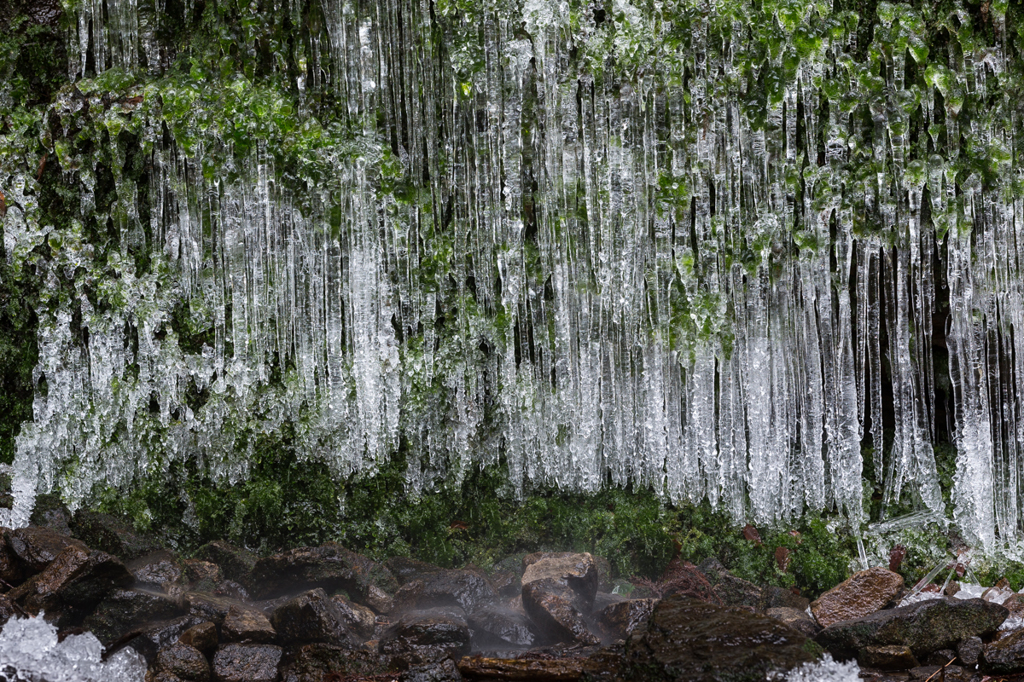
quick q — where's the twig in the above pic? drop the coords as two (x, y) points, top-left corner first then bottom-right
(923, 656), (957, 682)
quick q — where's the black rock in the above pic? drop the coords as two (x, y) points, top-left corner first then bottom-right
(82, 587), (186, 645)
(128, 550), (184, 594)
(270, 587), (354, 645)
(211, 643), (282, 682)
(7, 526), (87, 574)
(521, 578), (599, 645)
(982, 628), (1024, 674)
(251, 542), (398, 605)
(468, 603), (537, 648)
(194, 541), (258, 590)
(379, 607), (472, 667)
(393, 569), (499, 615)
(157, 643), (210, 681)
(69, 510), (161, 561)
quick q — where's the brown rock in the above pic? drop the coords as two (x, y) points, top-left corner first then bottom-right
(128, 550), (184, 594)
(766, 606), (821, 638)
(0, 593), (18, 627)
(184, 592), (245, 625)
(211, 643), (282, 682)
(982, 628), (1024, 674)
(385, 556), (443, 585)
(858, 644), (918, 670)
(270, 588), (353, 645)
(69, 510), (161, 560)
(811, 566), (905, 628)
(223, 604), (276, 643)
(194, 541), (258, 589)
(158, 643), (210, 681)
(280, 645), (388, 682)
(81, 587), (186, 645)
(0, 529), (20, 583)
(7, 526), (87, 574)
(522, 578), (599, 645)
(183, 560), (221, 592)
(598, 598), (656, 640)
(520, 553), (599, 613)
(118, 615), (207, 663)
(695, 558), (763, 611)
(178, 621), (218, 652)
(331, 594), (377, 640)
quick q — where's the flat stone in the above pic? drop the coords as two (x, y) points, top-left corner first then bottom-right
(251, 542), (397, 604)
(271, 587), (353, 645)
(622, 595), (814, 682)
(211, 643), (282, 682)
(815, 596), (1008, 659)
(178, 621), (218, 652)
(468, 603), (537, 647)
(858, 645), (919, 670)
(811, 566), (905, 628)
(379, 607), (471, 667)
(521, 553), (599, 612)
(598, 598), (657, 640)
(522, 578), (599, 645)
(194, 541), (258, 589)
(331, 594), (377, 640)
(128, 550), (184, 594)
(157, 643), (210, 681)
(766, 606), (821, 638)
(392, 569), (499, 614)
(82, 587), (186, 645)
(223, 604), (276, 643)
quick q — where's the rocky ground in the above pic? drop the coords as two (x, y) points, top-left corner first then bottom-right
(2, 509), (1024, 681)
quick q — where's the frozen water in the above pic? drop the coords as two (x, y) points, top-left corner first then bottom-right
(771, 654), (861, 682)
(0, 615), (146, 682)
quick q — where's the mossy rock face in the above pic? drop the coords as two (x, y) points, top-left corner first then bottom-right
(69, 511), (162, 561)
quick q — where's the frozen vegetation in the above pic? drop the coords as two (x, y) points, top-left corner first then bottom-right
(1, 0), (1024, 549)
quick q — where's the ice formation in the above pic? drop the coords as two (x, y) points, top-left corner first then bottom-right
(2, 0), (1024, 548)
(774, 654), (861, 682)
(0, 615), (146, 682)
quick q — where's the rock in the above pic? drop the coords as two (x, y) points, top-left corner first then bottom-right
(521, 578), (599, 645)
(622, 595), (815, 682)
(184, 592), (245, 625)
(363, 583), (395, 614)
(214, 580), (249, 601)
(927, 648), (957, 665)
(123, 616), (208, 664)
(183, 560), (222, 592)
(379, 607), (471, 667)
(69, 510), (161, 561)
(128, 551), (184, 595)
(400, 658), (461, 682)
(271, 588), (353, 645)
(815, 596), (1007, 659)
(598, 598), (657, 640)
(0, 529), (20, 583)
(982, 628), (1024, 674)
(222, 605), (276, 643)
(157, 643), (211, 681)
(0, 593), (18, 627)
(456, 650), (625, 681)
(695, 558), (762, 611)
(332, 594), (378, 640)
(251, 542), (398, 604)
(211, 643), (282, 682)
(279, 645), (387, 682)
(7, 526), (87, 574)
(810, 566), (905, 628)
(468, 603), (537, 648)
(593, 591), (626, 613)
(762, 585), (810, 612)
(957, 635), (982, 666)
(28, 493), (72, 536)
(81, 587), (186, 645)
(194, 541), (258, 589)
(858, 644), (918, 670)
(489, 571), (521, 599)
(766, 606), (821, 638)
(521, 552), (599, 612)
(386, 556), (443, 585)
(393, 569), (499, 614)
(1003, 593), (1024, 616)
(9, 545), (133, 626)
(908, 665), (942, 680)
(178, 622), (219, 652)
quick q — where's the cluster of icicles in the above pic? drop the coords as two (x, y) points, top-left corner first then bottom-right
(2, 0), (1023, 550)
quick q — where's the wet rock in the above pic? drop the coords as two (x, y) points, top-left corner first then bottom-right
(332, 593), (378, 640)
(251, 542), (398, 605)
(28, 493), (72, 536)
(7, 526), (87, 574)
(379, 607), (471, 667)
(811, 566), (905, 628)
(521, 552), (599, 612)
(489, 571), (521, 599)
(183, 560), (222, 592)
(598, 598), (656, 640)
(957, 635), (982, 666)
(211, 643), (282, 682)
(982, 627), (1024, 674)
(695, 558), (762, 611)
(157, 643), (210, 681)
(123, 616), (208, 664)
(593, 591), (626, 613)
(815, 596), (1007, 659)
(926, 648), (956, 665)
(521, 578), (599, 645)
(386, 556), (443, 585)
(0, 529), (20, 583)
(81, 587), (186, 645)
(128, 551), (184, 595)
(0, 594), (18, 627)
(908, 665), (942, 680)
(9, 545), (133, 626)
(393, 569), (499, 614)
(1002, 593), (1024, 616)
(766, 606), (821, 638)
(178, 621), (219, 653)
(622, 594), (815, 682)
(184, 592), (244, 625)
(858, 644), (919, 670)
(279, 645), (387, 682)
(214, 580), (249, 601)
(194, 541), (258, 590)
(223, 604), (276, 643)
(400, 658), (461, 682)
(271, 587), (353, 645)
(468, 603), (537, 648)
(762, 585), (810, 612)
(457, 649), (624, 681)
(363, 583), (395, 614)
(69, 510), (161, 561)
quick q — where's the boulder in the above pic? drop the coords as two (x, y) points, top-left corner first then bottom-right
(762, 586), (810, 612)
(69, 510), (161, 561)
(362, 583), (395, 614)
(489, 571), (521, 599)
(222, 605), (276, 643)
(695, 558), (762, 611)
(379, 607), (471, 667)
(598, 598), (657, 640)
(810, 566), (905, 628)
(400, 658), (462, 682)
(858, 644), (918, 670)
(766, 606), (821, 638)
(957, 635), (983, 666)
(82, 587), (186, 645)
(194, 541), (258, 589)
(521, 578), (599, 645)
(128, 551), (184, 595)
(9, 545), (133, 626)
(211, 643), (282, 682)
(183, 560), (221, 592)
(251, 542), (397, 604)
(123, 616), (209, 664)
(271, 588), (353, 645)
(279, 645), (388, 682)
(982, 628), (1024, 674)
(157, 643), (210, 681)
(28, 493), (72, 536)
(468, 603), (537, 648)
(7, 526), (87, 574)
(332, 594), (378, 640)
(178, 621), (219, 653)
(386, 556), (443, 585)
(815, 597), (1007, 659)
(521, 552), (599, 612)
(184, 592), (246, 625)
(622, 594), (815, 682)
(393, 569), (498, 614)
(213, 580), (249, 601)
